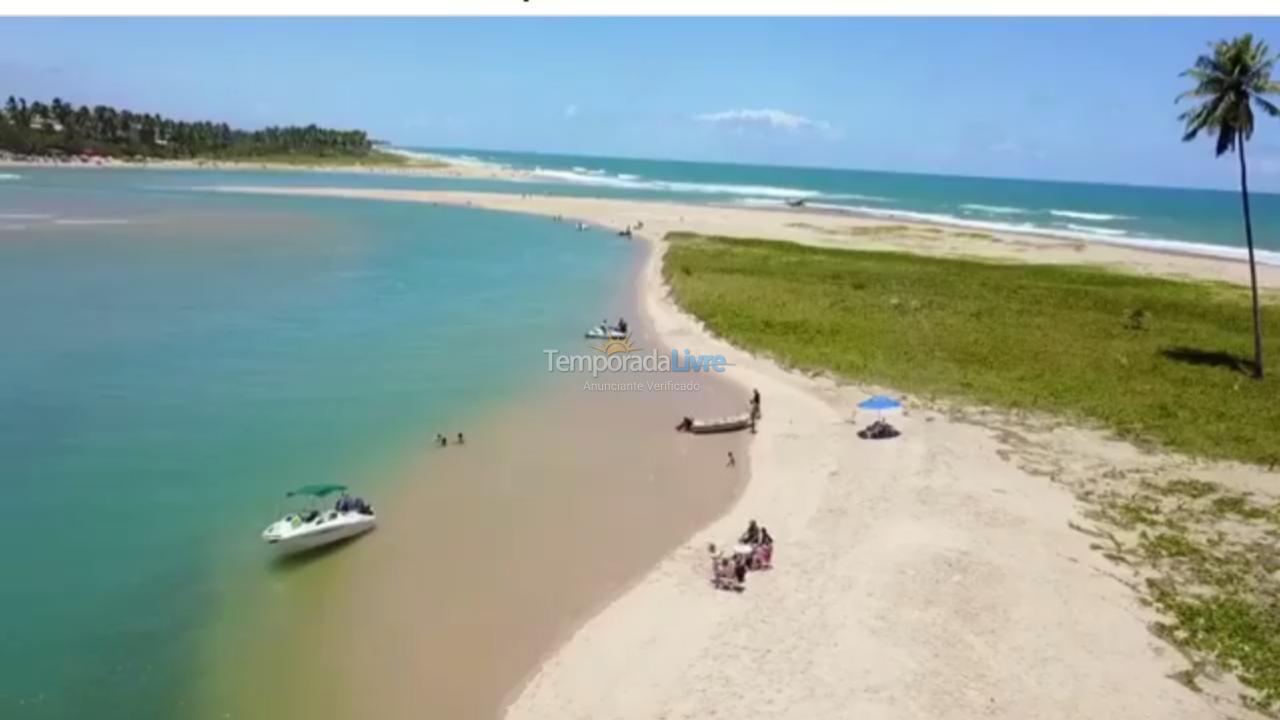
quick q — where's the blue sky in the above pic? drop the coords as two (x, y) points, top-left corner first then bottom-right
(2, 17), (1280, 191)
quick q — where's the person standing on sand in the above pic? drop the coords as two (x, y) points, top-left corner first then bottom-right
(457, 432), (465, 445)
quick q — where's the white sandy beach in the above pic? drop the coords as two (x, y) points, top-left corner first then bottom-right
(206, 187), (1280, 291)
(209, 185), (1276, 719)
(505, 234), (1240, 720)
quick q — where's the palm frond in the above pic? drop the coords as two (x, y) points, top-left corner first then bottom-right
(1214, 125), (1237, 156)
(1176, 32), (1279, 155)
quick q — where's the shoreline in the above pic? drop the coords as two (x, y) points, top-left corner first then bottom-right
(713, 200), (1280, 269)
(198, 228), (755, 720)
(7, 160), (1277, 272)
(198, 184), (1277, 718)
(206, 186), (1280, 290)
(504, 209), (1275, 719)
(491, 238), (757, 716)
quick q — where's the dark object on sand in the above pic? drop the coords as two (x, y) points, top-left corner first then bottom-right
(676, 413), (755, 434)
(708, 543), (745, 592)
(858, 419), (901, 440)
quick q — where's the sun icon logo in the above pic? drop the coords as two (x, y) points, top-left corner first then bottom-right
(591, 334), (638, 355)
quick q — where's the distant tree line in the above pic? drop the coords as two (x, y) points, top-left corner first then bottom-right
(0, 95), (374, 159)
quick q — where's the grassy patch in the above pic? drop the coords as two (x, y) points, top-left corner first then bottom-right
(1082, 478), (1280, 711)
(663, 233), (1280, 465)
(1154, 478), (1221, 499)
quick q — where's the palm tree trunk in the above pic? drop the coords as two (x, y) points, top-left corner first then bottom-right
(1238, 130), (1264, 379)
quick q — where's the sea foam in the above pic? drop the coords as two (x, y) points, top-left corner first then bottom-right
(530, 167), (820, 199)
(960, 204), (1029, 215)
(733, 199), (1280, 266)
(385, 147), (505, 169)
(1062, 223), (1127, 237)
(1049, 209), (1130, 222)
(54, 218), (131, 226)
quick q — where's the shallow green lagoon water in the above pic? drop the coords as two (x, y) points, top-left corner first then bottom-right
(0, 172), (631, 719)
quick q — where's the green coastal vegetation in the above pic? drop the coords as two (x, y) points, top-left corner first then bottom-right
(0, 95), (413, 165)
(1078, 474), (1280, 711)
(663, 233), (1278, 465)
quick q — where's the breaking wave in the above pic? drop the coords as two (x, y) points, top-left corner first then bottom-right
(960, 204), (1030, 215)
(1049, 209), (1130, 222)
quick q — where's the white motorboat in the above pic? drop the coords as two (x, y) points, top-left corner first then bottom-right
(262, 484), (376, 554)
(585, 325), (628, 340)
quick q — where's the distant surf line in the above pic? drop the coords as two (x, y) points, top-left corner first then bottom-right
(729, 198), (1280, 267)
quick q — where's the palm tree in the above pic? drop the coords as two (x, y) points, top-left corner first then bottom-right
(1178, 33), (1280, 379)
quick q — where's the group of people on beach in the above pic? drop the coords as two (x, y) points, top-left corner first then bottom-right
(617, 221), (644, 238)
(434, 432), (465, 447)
(709, 519), (774, 592)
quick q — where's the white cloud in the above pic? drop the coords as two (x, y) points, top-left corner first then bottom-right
(693, 108), (833, 134)
(564, 104), (578, 118)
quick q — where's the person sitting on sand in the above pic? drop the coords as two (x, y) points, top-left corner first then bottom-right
(708, 543), (741, 591)
(726, 451), (736, 468)
(457, 432), (465, 445)
(757, 527), (774, 569)
(739, 519), (760, 546)
(436, 433), (447, 447)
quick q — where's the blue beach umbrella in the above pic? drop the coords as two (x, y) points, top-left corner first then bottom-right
(857, 395), (902, 416)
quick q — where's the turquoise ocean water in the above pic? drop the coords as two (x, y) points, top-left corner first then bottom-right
(0, 169), (631, 719)
(1, 149), (1277, 717)
(401, 147), (1280, 262)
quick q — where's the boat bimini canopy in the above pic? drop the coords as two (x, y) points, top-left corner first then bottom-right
(285, 484), (348, 498)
